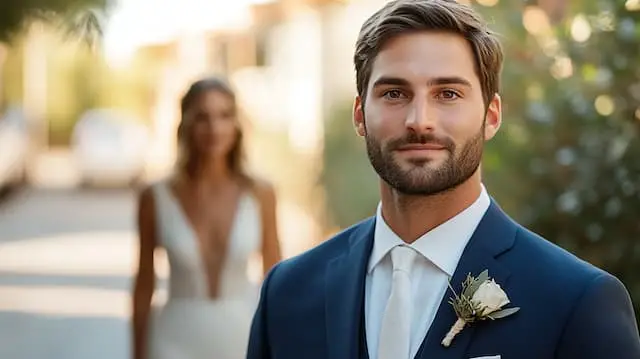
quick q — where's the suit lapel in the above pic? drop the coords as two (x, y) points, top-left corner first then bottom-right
(415, 200), (518, 359)
(325, 218), (375, 359)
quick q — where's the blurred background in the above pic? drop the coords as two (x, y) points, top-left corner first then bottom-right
(0, 0), (638, 358)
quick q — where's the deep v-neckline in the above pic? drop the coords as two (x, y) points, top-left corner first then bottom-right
(163, 181), (246, 298)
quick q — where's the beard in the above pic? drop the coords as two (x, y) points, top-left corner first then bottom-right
(365, 123), (484, 196)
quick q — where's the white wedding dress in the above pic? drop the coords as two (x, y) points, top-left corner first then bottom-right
(147, 180), (262, 359)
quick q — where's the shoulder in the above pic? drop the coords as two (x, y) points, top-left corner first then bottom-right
(506, 224), (628, 314)
(136, 177), (171, 213)
(491, 218), (638, 352)
(514, 226), (605, 281)
(266, 218), (374, 291)
(554, 269), (640, 356)
(248, 176), (276, 206)
(517, 231), (640, 355)
(522, 222), (640, 355)
(135, 182), (160, 233)
(136, 182), (157, 210)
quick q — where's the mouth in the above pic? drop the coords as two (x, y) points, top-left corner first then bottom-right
(393, 144), (448, 162)
(396, 143), (447, 153)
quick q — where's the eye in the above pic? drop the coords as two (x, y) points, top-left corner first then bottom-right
(382, 89), (407, 100)
(194, 113), (208, 122)
(437, 89), (461, 101)
(221, 111), (235, 120)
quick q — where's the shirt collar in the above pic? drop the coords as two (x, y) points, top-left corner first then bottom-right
(368, 184), (491, 276)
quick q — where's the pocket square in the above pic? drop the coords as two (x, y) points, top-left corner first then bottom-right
(470, 356), (500, 359)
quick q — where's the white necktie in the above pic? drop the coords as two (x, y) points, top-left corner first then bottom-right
(377, 245), (417, 359)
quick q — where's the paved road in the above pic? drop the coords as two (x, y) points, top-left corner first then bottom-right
(0, 188), (146, 359)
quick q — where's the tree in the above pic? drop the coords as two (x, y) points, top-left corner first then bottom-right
(0, 0), (109, 142)
(0, 0), (107, 43)
(478, 0), (640, 328)
(321, 101), (380, 229)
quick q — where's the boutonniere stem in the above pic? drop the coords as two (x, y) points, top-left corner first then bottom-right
(442, 317), (466, 347)
(441, 270), (520, 348)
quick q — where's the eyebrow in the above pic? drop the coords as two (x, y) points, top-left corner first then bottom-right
(372, 76), (473, 89)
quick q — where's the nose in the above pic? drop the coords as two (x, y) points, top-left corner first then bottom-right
(405, 97), (436, 134)
(207, 117), (219, 133)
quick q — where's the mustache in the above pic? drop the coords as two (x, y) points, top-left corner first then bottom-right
(387, 132), (455, 151)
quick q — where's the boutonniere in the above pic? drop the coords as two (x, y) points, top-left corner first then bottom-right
(441, 270), (520, 347)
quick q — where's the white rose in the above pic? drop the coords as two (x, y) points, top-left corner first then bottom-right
(471, 279), (510, 316)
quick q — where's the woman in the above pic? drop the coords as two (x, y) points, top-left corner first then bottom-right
(132, 77), (282, 359)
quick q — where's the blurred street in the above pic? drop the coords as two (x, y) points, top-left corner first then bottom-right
(0, 187), (137, 359)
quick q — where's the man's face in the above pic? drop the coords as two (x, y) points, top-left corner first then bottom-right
(353, 31), (501, 195)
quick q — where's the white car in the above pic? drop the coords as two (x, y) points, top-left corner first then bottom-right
(71, 109), (150, 187)
(0, 106), (29, 193)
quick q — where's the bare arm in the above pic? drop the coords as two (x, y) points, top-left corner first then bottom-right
(132, 187), (156, 359)
(256, 181), (282, 275)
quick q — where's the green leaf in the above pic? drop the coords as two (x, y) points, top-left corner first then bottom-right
(476, 269), (489, 284)
(460, 274), (473, 293)
(0, 0), (107, 41)
(58, 8), (104, 50)
(487, 307), (520, 320)
(464, 269), (489, 298)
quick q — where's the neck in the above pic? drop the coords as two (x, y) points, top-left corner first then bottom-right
(191, 157), (234, 186)
(379, 169), (483, 244)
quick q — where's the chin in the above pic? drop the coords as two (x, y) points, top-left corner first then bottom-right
(398, 157), (443, 170)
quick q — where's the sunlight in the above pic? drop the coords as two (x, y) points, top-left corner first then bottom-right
(523, 6), (551, 36)
(625, 0), (640, 11)
(570, 14), (591, 43)
(594, 95), (615, 116)
(0, 231), (170, 318)
(103, 0), (275, 67)
(0, 285), (130, 318)
(551, 56), (574, 79)
(0, 232), (137, 276)
(476, 0), (499, 7)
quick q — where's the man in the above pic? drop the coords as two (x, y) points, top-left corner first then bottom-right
(246, 0), (640, 358)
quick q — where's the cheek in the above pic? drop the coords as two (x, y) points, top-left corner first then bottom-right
(215, 123), (238, 146)
(365, 103), (407, 138)
(438, 105), (484, 139)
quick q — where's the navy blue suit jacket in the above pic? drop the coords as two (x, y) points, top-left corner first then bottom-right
(247, 201), (640, 358)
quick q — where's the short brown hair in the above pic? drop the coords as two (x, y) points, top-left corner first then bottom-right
(354, 0), (503, 107)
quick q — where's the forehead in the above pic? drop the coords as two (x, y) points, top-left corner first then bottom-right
(369, 31), (479, 88)
(192, 90), (234, 111)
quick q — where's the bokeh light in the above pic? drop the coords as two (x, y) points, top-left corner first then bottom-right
(571, 14), (592, 43)
(523, 6), (551, 36)
(594, 95), (615, 116)
(476, 0), (499, 7)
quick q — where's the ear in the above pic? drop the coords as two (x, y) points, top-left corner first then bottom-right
(484, 93), (502, 141)
(353, 96), (366, 137)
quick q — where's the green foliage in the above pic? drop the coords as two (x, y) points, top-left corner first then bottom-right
(320, 102), (380, 229)
(1, 27), (155, 145)
(0, 0), (109, 131)
(0, 0), (107, 43)
(479, 0), (640, 327)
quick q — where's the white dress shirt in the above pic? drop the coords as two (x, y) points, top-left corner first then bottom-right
(365, 185), (491, 359)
